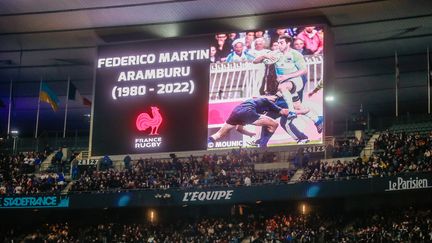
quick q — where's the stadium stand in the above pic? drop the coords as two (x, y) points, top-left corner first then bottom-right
(1, 127), (432, 194)
(0, 152), (68, 195)
(1, 206), (431, 242)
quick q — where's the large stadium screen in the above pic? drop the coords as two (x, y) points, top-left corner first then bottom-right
(92, 25), (324, 156)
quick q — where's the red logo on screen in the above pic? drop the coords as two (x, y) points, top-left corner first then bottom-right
(136, 107), (163, 135)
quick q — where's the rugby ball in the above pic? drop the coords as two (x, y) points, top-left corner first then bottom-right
(262, 51), (281, 65)
(263, 58), (277, 65)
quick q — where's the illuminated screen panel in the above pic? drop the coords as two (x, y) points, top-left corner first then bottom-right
(207, 26), (324, 149)
(92, 36), (211, 156)
(91, 25), (325, 156)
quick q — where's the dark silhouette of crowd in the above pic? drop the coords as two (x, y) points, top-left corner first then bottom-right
(374, 131), (432, 171)
(331, 137), (364, 158)
(299, 131), (432, 182)
(0, 152), (66, 195)
(0, 130), (431, 194)
(3, 207), (431, 242)
(71, 131), (432, 190)
(71, 150), (294, 192)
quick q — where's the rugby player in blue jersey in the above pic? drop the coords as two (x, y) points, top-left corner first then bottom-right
(208, 96), (294, 144)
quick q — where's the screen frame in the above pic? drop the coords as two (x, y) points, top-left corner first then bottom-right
(89, 19), (332, 158)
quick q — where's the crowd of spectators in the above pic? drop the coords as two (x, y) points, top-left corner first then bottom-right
(374, 131), (432, 168)
(1, 131), (432, 194)
(73, 131), (432, 190)
(3, 207), (431, 242)
(71, 150), (294, 192)
(299, 157), (387, 182)
(0, 152), (66, 195)
(331, 137), (364, 158)
(300, 131), (432, 182)
(210, 26), (324, 63)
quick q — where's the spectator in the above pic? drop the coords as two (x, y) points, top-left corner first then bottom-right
(123, 155), (132, 170)
(248, 37), (270, 58)
(212, 33), (231, 62)
(254, 29), (270, 48)
(225, 39), (255, 63)
(210, 45), (217, 63)
(296, 26), (323, 54)
(99, 155), (113, 171)
(53, 147), (63, 164)
(292, 38), (313, 55)
(244, 176), (251, 186)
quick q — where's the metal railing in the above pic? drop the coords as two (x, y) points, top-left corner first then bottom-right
(209, 55), (324, 102)
(0, 130), (89, 153)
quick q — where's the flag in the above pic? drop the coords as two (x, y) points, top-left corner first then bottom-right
(428, 47), (431, 114)
(395, 52), (400, 89)
(68, 82), (91, 106)
(40, 82), (60, 111)
(428, 48), (431, 87)
(395, 51), (400, 117)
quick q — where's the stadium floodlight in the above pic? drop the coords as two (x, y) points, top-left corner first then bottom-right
(300, 203), (309, 215)
(325, 95), (335, 102)
(11, 130), (19, 154)
(148, 209), (156, 223)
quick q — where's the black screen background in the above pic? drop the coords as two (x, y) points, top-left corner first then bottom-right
(92, 36), (211, 156)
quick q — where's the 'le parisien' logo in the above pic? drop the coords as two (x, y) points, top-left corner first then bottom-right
(134, 106), (163, 149)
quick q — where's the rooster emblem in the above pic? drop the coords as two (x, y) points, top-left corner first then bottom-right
(136, 107), (163, 135)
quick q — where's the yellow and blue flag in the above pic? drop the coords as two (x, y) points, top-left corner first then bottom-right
(40, 82), (60, 111)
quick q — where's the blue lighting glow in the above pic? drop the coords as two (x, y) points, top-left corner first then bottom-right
(117, 194), (131, 207)
(306, 185), (320, 198)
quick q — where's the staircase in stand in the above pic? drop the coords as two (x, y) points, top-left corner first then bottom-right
(80, 151), (89, 160)
(360, 132), (380, 158)
(289, 169), (304, 183)
(39, 153), (55, 172)
(61, 181), (75, 194)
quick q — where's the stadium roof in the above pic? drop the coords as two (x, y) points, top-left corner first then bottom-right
(0, 0), (431, 135)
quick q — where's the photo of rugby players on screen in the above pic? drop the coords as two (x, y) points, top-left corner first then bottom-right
(207, 26), (324, 149)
